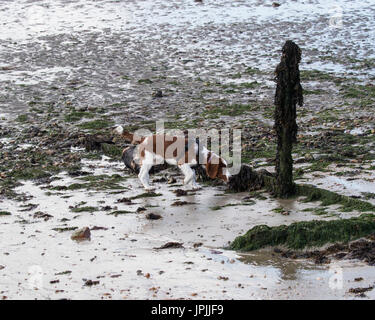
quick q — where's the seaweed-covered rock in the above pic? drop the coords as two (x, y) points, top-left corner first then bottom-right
(84, 134), (115, 151)
(230, 214), (375, 251)
(228, 164), (274, 192)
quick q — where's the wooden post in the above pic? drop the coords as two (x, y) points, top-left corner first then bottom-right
(273, 40), (303, 198)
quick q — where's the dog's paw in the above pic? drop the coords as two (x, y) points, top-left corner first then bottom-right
(190, 184), (202, 191)
(144, 186), (156, 192)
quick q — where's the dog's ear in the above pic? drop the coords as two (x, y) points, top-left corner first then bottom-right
(217, 158), (229, 182)
(205, 156), (219, 179)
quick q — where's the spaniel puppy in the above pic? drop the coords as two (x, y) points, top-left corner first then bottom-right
(114, 126), (230, 190)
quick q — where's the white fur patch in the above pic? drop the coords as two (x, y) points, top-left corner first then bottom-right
(114, 125), (124, 135)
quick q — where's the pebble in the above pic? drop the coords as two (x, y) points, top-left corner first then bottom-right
(71, 227), (91, 241)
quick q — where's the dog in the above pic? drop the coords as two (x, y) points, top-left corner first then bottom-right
(113, 126), (230, 190)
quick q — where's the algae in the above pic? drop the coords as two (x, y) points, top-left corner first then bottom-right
(230, 214), (375, 251)
(52, 227), (78, 232)
(210, 201), (255, 211)
(296, 184), (375, 212)
(78, 119), (113, 130)
(70, 206), (99, 213)
(130, 192), (162, 200)
(100, 143), (123, 159)
(107, 210), (133, 216)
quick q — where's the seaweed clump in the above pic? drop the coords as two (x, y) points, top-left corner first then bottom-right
(296, 184), (375, 212)
(230, 214), (375, 251)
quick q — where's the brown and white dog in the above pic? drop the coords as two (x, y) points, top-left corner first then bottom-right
(114, 126), (230, 190)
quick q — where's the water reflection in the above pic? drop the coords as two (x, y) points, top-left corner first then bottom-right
(238, 249), (326, 281)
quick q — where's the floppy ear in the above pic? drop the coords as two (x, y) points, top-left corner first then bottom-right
(217, 158), (229, 182)
(205, 161), (219, 179)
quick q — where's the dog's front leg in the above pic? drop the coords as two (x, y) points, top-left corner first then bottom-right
(179, 164), (200, 190)
(138, 163), (154, 190)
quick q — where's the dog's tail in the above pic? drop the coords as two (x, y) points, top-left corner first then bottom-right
(113, 126), (137, 144)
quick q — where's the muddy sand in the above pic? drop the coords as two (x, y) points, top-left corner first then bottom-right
(1, 0), (375, 299)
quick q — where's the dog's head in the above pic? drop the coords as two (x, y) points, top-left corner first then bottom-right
(122, 146), (140, 174)
(205, 153), (230, 182)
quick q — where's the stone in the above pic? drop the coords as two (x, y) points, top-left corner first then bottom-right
(71, 227), (91, 241)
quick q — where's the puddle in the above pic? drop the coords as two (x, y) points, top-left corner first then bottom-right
(306, 167), (375, 205)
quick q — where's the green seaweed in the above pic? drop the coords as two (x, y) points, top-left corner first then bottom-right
(64, 111), (95, 122)
(78, 119), (113, 130)
(100, 143), (123, 158)
(16, 114), (28, 122)
(70, 206), (99, 213)
(11, 167), (51, 180)
(138, 79), (153, 84)
(50, 174), (127, 191)
(52, 227), (78, 232)
(210, 201), (255, 211)
(107, 210), (133, 216)
(130, 192), (162, 200)
(300, 70), (343, 83)
(202, 103), (259, 118)
(230, 214), (375, 251)
(296, 184), (375, 212)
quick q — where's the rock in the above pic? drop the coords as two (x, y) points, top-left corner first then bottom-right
(136, 207), (147, 213)
(71, 227), (91, 241)
(174, 189), (188, 196)
(228, 164), (273, 192)
(348, 286), (374, 294)
(33, 211), (53, 221)
(152, 90), (163, 98)
(101, 206), (112, 211)
(155, 242), (184, 249)
(84, 134), (115, 152)
(153, 176), (167, 183)
(145, 213), (162, 220)
(168, 177), (177, 184)
(90, 226), (108, 231)
(117, 197), (132, 204)
(44, 149), (55, 156)
(304, 153), (314, 161)
(171, 200), (191, 206)
(272, 2), (281, 7)
(84, 279), (99, 286)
